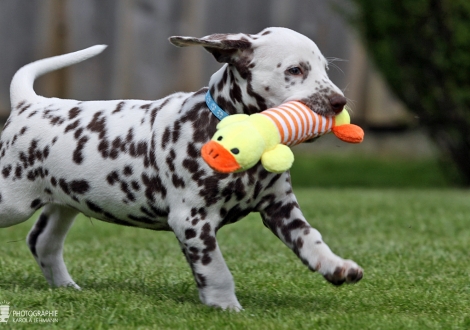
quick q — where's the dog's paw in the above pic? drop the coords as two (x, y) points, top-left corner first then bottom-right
(205, 299), (243, 312)
(54, 281), (81, 290)
(200, 291), (243, 311)
(221, 302), (243, 312)
(68, 282), (81, 290)
(320, 259), (363, 286)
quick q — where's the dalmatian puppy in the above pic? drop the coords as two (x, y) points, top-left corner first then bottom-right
(0, 27), (362, 311)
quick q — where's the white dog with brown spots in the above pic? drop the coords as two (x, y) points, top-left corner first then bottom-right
(0, 27), (362, 311)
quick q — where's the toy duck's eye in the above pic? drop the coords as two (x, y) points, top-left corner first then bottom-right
(230, 148), (239, 155)
(217, 136), (223, 141)
(287, 67), (302, 75)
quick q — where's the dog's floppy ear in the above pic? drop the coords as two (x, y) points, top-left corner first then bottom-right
(169, 34), (252, 64)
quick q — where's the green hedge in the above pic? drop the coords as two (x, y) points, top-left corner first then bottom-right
(349, 0), (470, 185)
(290, 154), (450, 188)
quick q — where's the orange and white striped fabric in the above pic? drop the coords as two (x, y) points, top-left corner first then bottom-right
(260, 101), (334, 146)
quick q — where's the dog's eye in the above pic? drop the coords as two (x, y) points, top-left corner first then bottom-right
(230, 148), (240, 155)
(287, 67), (302, 76)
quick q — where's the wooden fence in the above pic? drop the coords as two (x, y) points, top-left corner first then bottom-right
(0, 0), (411, 126)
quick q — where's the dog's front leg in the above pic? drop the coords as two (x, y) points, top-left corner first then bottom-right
(260, 193), (363, 285)
(169, 210), (242, 311)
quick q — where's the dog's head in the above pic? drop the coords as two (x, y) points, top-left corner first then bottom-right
(169, 27), (346, 116)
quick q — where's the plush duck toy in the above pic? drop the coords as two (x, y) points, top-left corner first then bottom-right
(201, 101), (364, 174)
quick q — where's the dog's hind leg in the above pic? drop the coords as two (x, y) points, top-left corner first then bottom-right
(0, 183), (42, 228)
(27, 204), (80, 289)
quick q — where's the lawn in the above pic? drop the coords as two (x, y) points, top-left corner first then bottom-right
(1, 187), (469, 329)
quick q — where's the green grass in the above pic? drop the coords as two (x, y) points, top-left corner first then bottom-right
(290, 154), (452, 188)
(1, 188), (469, 329)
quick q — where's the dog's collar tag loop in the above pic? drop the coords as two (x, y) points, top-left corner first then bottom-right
(205, 91), (229, 120)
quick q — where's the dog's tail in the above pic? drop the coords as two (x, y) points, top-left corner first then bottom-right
(10, 44), (107, 107)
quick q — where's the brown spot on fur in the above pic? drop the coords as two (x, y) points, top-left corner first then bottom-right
(28, 213), (48, 257)
(2, 165), (12, 178)
(73, 136), (89, 164)
(69, 180), (90, 194)
(69, 107), (81, 119)
(87, 112), (107, 139)
(172, 174), (185, 188)
(324, 267), (347, 286)
(64, 120), (80, 133)
(15, 165), (22, 178)
(185, 228), (197, 239)
(30, 199), (43, 209)
(123, 166), (133, 176)
(196, 273), (206, 288)
(161, 127), (171, 149)
(18, 103), (32, 115)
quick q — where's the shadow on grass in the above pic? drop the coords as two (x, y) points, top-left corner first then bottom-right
(4, 272), (340, 313)
(236, 290), (339, 313)
(79, 276), (345, 313)
(76, 277), (201, 305)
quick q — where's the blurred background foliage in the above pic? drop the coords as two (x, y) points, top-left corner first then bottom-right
(349, 0), (470, 185)
(0, 0), (468, 187)
(290, 154), (450, 188)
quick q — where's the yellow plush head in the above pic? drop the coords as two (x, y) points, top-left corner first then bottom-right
(201, 116), (267, 173)
(201, 114), (294, 173)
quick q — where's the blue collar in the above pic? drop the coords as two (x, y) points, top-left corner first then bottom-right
(205, 90), (229, 120)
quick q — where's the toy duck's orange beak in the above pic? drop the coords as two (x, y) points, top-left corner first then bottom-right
(201, 141), (241, 173)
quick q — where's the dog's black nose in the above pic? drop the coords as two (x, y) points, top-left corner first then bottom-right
(329, 95), (347, 114)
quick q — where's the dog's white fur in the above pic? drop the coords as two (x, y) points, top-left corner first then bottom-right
(1, 27), (362, 311)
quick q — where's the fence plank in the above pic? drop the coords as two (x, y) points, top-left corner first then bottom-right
(0, 0), (42, 116)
